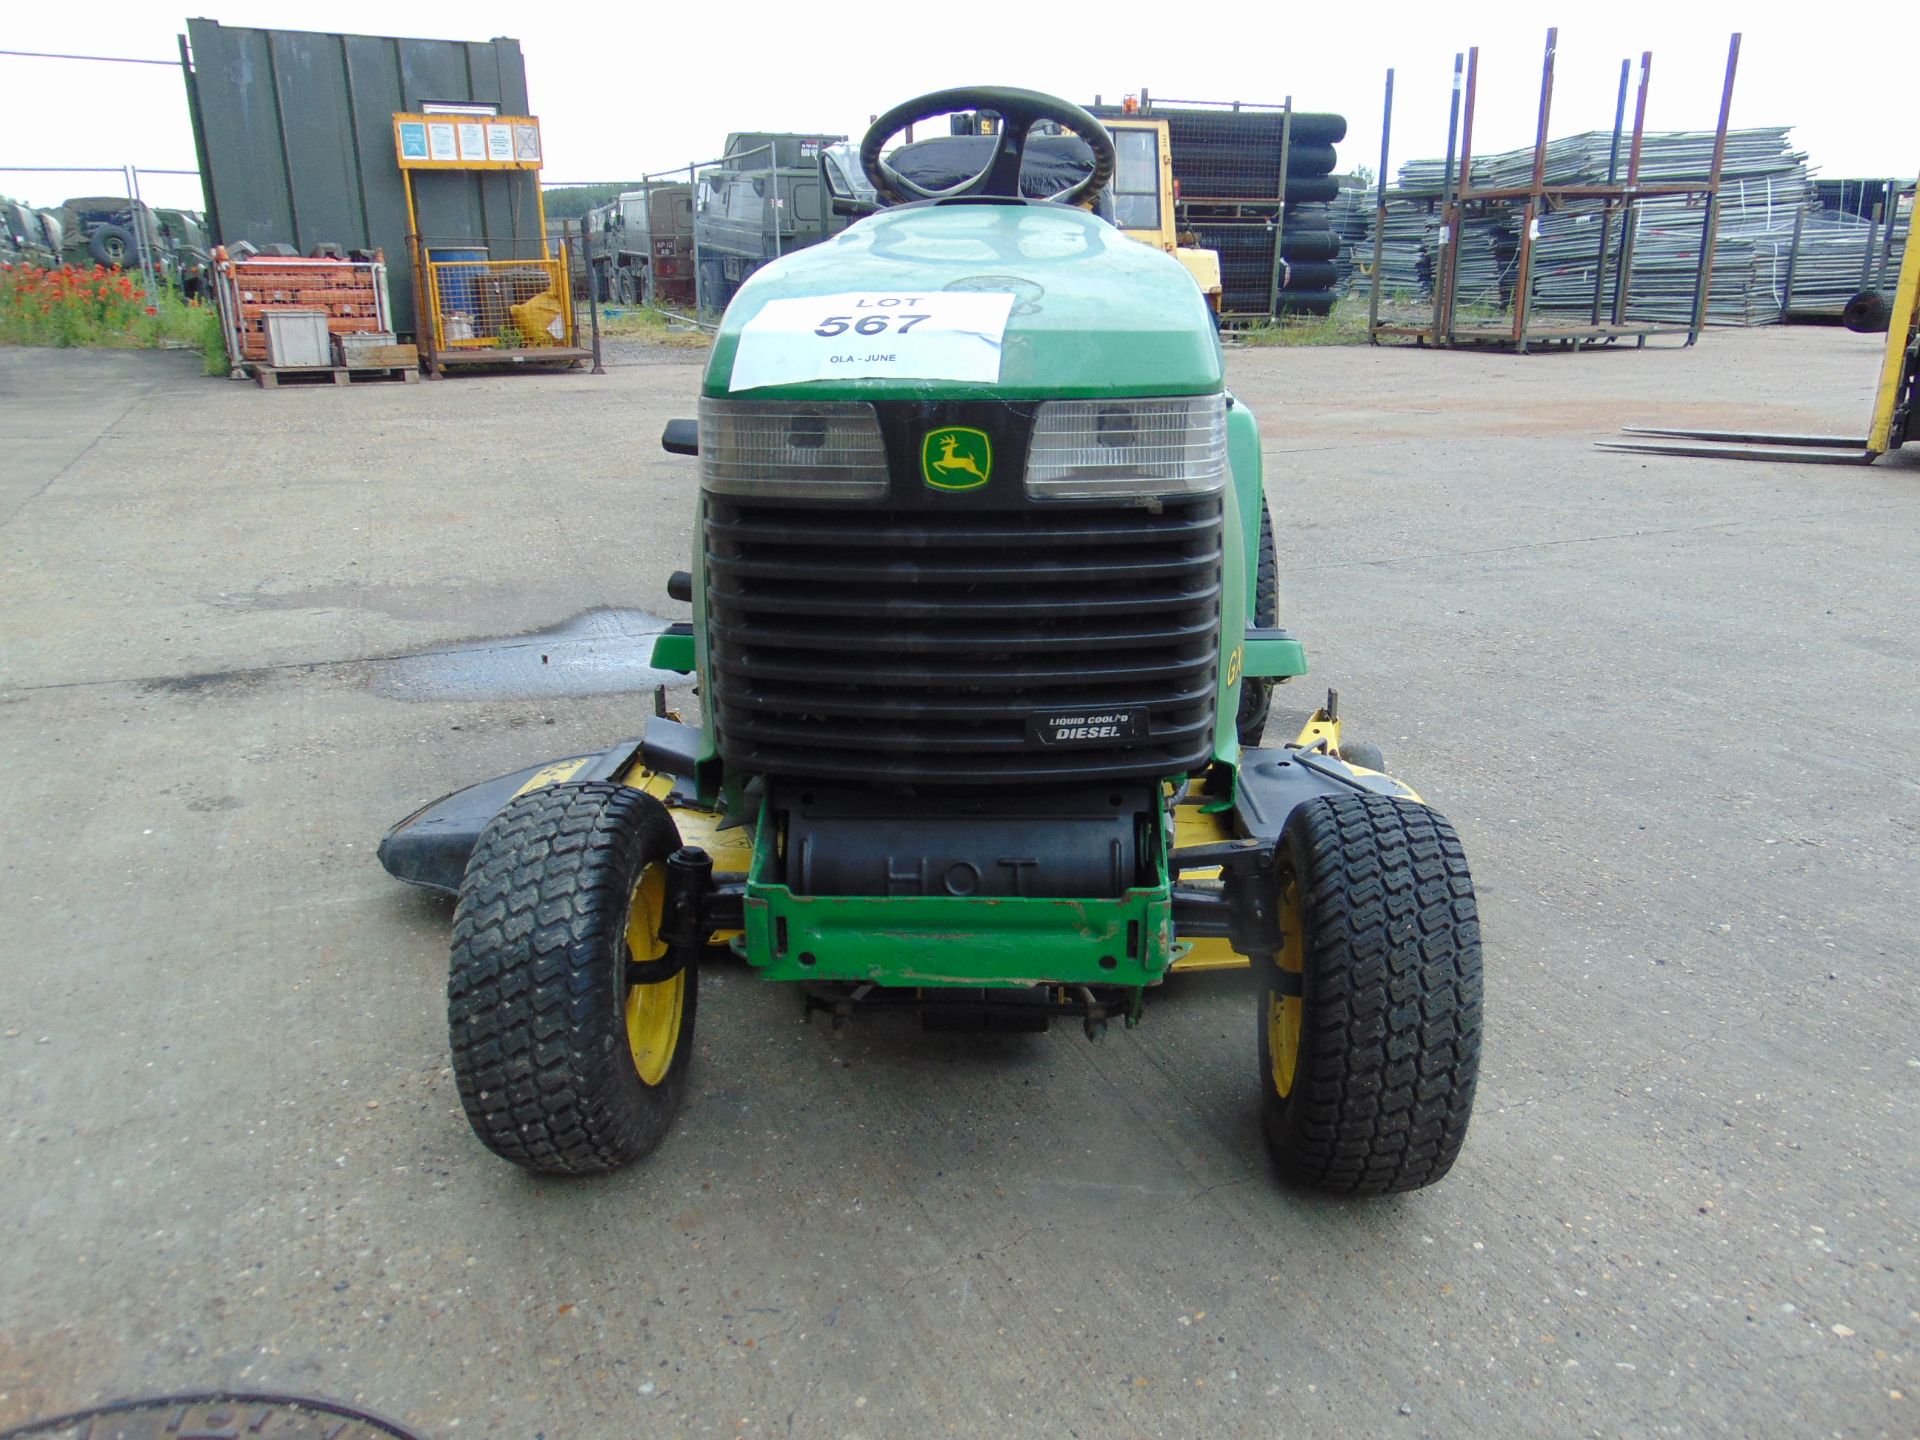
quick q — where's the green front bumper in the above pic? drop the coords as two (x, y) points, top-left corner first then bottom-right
(736, 808), (1176, 987)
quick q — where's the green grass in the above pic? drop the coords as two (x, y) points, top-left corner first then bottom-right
(1231, 294), (1511, 346)
(1232, 295), (1375, 347)
(1, 263), (228, 374)
(588, 303), (712, 348)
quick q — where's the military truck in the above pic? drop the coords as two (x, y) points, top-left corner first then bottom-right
(692, 132), (844, 319)
(2, 200), (60, 268)
(55, 196), (157, 270)
(49, 197), (210, 295)
(152, 209), (211, 298)
(589, 184), (695, 308)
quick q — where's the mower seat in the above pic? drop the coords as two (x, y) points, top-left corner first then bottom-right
(886, 135), (1117, 221)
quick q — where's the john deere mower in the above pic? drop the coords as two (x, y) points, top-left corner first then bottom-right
(379, 88), (1483, 1195)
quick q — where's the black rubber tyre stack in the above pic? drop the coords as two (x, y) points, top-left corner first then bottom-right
(1274, 290), (1339, 317)
(1280, 231), (1341, 263)
(1094, 102), (1347, 317)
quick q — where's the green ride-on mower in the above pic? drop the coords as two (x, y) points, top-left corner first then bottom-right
(379, 88), (1483, 1195)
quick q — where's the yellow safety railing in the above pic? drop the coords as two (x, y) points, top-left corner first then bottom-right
(424, 244), (576, 351)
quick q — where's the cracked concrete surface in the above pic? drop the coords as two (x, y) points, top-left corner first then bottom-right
(0, 332), (1915, 1438)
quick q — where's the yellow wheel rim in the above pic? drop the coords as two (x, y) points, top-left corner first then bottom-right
(1268, 869), (1304, 1100)
(623, 863), (685, 1087)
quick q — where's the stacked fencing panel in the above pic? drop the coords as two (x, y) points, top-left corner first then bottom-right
(1356, 127), (1897, 327)
(1328, 184), (1371, 279)
(1767, 208), (1908, 317)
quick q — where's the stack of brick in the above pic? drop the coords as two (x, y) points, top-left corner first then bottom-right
(212, 250), (391, 364)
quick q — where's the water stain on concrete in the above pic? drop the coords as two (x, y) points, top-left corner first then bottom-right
(368, 607), (677, 702)
(142, 668), (274, 697)
(207, 579), (532, 625)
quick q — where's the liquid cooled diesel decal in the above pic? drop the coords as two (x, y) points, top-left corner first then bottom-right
(727, 290), (1015, 390)
(1027, 706), (1149, 747)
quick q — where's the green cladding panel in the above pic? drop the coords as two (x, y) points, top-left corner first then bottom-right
(182, 19), (540, 338)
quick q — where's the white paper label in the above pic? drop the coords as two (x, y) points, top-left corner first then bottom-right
(728, 291), (1015, 392)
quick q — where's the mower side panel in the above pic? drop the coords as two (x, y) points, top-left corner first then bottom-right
(378, 721), (708, 894)
(1228, 399), (1265, 626)
(377, 739), (646, 895)
(1226, 400), (1305, 685)
(1210, 402), (1255, 761)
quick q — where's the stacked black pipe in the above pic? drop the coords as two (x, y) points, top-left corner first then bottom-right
(1092, 103), (1348, 318)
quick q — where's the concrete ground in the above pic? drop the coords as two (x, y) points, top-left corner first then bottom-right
(1, 330), (1914, 1440)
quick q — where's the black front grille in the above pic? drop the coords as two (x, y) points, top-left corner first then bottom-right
(705, 496), (1223, 785)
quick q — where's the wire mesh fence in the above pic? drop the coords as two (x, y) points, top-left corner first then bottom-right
(568, 177), (699, 310)
(557, 137), (844, 328)
(415, 236), (577, 352)
(1092, 100), (1349, 320)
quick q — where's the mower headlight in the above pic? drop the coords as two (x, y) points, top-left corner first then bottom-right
(1024, 394), (1228, 500)
(699, 398), (889, 499)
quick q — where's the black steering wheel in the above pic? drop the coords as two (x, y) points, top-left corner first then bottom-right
(859, 86), (1116, 208)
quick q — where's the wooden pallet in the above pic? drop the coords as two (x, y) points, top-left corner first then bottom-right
(252, 364), (419, 389)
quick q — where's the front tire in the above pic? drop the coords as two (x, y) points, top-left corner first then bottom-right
(1258, 793), (1482, 1194)
(1235, 505), (1281, 747)
(449, 781), (697, 1175)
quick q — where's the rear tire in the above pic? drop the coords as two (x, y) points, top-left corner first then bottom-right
(449, 781), (696, 1175)
(1236, 505), (1280, 748)
(1258, 794), (1482, 1194)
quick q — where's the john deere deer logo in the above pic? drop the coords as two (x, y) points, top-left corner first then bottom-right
(921, 427), (993, 491)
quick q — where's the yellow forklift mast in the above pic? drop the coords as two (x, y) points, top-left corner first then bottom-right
(1103, 116), (1223, 311)
(1868, 190), (1920, 456)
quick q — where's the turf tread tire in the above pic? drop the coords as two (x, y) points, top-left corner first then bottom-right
(448, 781), (694, 1176)
(1235, 505), (1280, 747)
(1260, 793), (1482, 1194)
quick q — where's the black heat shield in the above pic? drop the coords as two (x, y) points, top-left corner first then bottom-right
(776, 780), (1154, 899)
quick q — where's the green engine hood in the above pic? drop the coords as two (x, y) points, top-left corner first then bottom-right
(701, 202), (1223, 401)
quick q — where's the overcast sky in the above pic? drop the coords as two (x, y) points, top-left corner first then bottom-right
(4, 1), (1916, 214)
